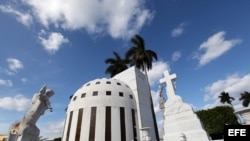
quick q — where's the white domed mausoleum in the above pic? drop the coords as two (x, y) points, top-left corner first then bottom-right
(62, 67), (159, 141)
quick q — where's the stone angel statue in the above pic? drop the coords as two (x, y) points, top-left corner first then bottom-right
(16, 85), (54, 141)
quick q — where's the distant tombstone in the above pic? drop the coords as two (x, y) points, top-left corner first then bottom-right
(12, 86), (54, 141)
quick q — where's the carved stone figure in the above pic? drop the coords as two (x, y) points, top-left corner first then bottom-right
(180, 133), (186, 141)
(158, 86), (166, 111)
(16, 86), (54, 141)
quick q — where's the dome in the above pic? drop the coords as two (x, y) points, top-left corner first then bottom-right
(63, 78), (138, 141)
(68, 78), (136, 110)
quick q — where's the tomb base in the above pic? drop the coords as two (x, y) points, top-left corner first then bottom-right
(163, 96), (210, 141)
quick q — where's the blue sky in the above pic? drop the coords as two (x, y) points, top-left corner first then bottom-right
(1, 0), (250, 138)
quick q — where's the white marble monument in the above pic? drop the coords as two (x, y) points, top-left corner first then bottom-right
(160, 70), (209, 141)
(13, 86), (54, 141)
(234, 107), (250, 125)
(62, 67), (159, 141)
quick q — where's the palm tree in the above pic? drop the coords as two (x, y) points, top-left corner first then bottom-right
(105, 51), (129, 77)
(126, 34), (158, 71)
(218, 91), (235, 107)
(218, 91), (244, 124)
(126, 34), (159, 140)
(239, 91), (250, 107)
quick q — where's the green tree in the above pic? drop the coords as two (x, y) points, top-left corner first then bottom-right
(105, 51), (129, 77)
(218, 91), (235, 107)
(125, 34), (159, 140)
(239, 91), (250, 107)
(218, 91), (246, 124)
(196, 106), (239, 140)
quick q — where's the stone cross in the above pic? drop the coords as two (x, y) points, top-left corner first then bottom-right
(160, 70), (177, 99)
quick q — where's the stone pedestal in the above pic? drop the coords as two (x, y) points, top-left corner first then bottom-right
(163, 96), (209, 141)
(17, 124), (40, 141)
(7, 133), (17, 141)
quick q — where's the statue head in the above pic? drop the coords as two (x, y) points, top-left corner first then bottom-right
(45, 89), (54, 97)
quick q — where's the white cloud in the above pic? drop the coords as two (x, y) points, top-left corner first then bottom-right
(1, 0), (152, 39)
(38, 30), (69, 54)
(148, 61), (170, 86)
(40, 119), (65, 139)
(203, 73), (250, 110)
(171, 51), (181, 62)
(0, 123), (10, 134)
(0, 5), (33, 26)
(0, 79), (13, 87)
(21, 78), (27, 83)
(152, 90), (161, 115)
(7, 58), (24, 72)
(194, 31), (242, 66)
(0, 94), (31, 111)
(19, 0), (153, 39)
(171, 23), (185, 37)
